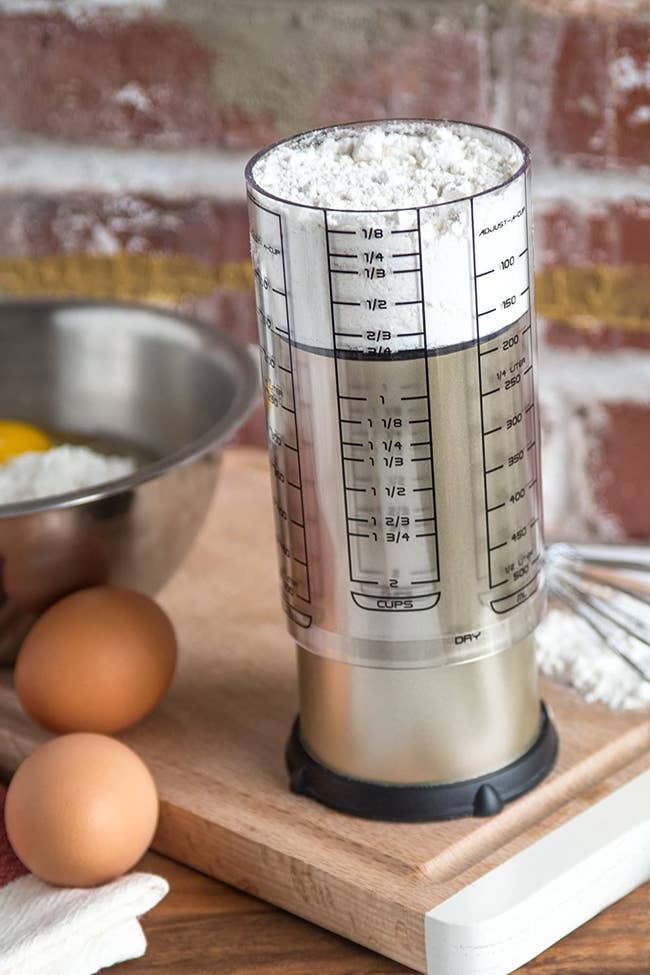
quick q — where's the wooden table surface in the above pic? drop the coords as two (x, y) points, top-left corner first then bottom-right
(117, 851), (650, 974)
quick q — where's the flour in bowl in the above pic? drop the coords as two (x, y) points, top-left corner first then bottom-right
(0, 445), (136, 505)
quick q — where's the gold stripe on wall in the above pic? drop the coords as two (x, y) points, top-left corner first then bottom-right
(0, 254), (254, 302)
(535, 265), (649, 332)
(0, 254), (646, 331)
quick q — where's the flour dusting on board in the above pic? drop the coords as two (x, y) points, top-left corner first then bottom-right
(252, 121), (522, 210)
(536, 608), (650, 710)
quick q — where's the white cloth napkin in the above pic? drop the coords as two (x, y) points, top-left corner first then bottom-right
(0, 871), (169, 975)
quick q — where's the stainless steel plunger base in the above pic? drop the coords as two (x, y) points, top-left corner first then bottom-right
(287, 637), (558, 820)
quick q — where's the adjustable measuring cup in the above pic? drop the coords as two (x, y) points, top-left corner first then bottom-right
(245, 120), (557, 821)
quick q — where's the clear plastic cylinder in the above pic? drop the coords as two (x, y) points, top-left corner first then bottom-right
(246, 120), (545, 674)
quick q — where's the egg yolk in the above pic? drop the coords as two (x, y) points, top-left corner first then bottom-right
(0, 420), (53, 463)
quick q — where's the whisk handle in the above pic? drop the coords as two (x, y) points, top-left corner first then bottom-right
(548, 541), (650, 572)
(425, 770), (650, 974)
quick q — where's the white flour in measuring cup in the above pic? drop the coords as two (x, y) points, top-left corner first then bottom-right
(252, 122), (521, 210)
(252, 121), (524, 353)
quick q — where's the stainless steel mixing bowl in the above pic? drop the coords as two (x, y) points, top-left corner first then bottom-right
(0, 300), (259, 663)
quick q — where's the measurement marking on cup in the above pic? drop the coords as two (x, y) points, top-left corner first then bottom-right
(490, 571), (541, 614)
(249, 195), (312, 621)
(325, 205), (440, 601)
(521, 175), (543, 590)
(416, 206), (441, 588)
(325, 207), (358, 590)
(470, 172), (542, 608)
(472, 194), (499, 590)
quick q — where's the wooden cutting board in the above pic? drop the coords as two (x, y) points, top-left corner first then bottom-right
(1, 448), (649, 973)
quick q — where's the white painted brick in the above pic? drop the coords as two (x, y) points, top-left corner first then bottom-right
(539, 342), (650, 541)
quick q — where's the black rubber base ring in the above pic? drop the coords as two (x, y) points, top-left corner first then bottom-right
(286, 703), (558, 822)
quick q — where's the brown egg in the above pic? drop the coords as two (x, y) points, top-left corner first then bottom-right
(4, 733), (158, 887)
(15, 586), (177, 734)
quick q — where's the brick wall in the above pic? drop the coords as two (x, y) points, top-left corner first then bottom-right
(0, 0), (647, 540)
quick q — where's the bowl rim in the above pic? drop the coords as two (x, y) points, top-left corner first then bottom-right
(0, 298), (260, 518)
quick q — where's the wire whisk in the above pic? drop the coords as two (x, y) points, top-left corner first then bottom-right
(545, 542), (650, 683)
